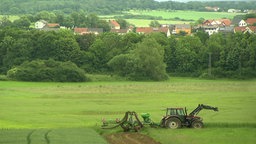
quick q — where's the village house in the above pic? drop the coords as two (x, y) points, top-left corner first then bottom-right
(35, 20), (47, 29)
(235, 18), (256, 34)
(197, 19), (232, 35)
(239, 20), (247, 27)
(110, 27), (133, 35)
(228, 9), (241, 13)
(173, 24), (191, 35)
(205, 6), (219, 12)
(203, 19), (232, 27)
(238, 18), (256, 27)
(35, 20), (60, 31)
(234, 26), (256, 34)
(239, 18), (256, 27)
(136, 27), (170, 37)
(109, 20), (120, 29)
(74, 27), (103, 35)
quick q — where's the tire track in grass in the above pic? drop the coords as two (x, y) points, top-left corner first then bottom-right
(27, 130), (35, 144)
(44, 130), (52, 144)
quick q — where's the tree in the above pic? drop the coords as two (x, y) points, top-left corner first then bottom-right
(0, 16), (12, 28)
(12, 16), (31, 29)
(75, 34), (96, 51)
(108, 37), (168, 81)
(175, 36), (206, 75)
(116, 18), (129, 29)
(149, 20), (161, 27)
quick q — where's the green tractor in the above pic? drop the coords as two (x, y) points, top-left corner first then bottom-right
(160, 104), (218, 129)
(102, 104), (218, 131)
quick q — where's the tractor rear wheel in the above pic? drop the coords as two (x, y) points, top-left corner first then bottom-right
(166, 118), (181, 129)
(191, 121), (203, 128)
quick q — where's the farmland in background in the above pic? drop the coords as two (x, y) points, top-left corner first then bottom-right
(0, 77), (255, 144)
(1, 10), (244, 27)
(101, 10), (243, 26)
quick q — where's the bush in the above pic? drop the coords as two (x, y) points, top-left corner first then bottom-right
(0, 75), (8, 81)
(7, 59), (88, 82)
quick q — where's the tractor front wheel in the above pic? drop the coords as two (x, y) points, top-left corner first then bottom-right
(191, 121), (203, 128)
(166, 118), (181, 129)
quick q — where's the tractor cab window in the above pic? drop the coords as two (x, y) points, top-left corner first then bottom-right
(177, 109), (185, 115)
(170, 109), (176, 115)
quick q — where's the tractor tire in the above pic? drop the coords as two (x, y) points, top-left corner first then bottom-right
(191, 121), (203, 128)
(166, 118), (181, 129)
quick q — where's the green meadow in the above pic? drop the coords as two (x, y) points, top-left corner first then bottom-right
(0, 15), (19, 22)
(0, 77), (256, 143)
(127, 10), (240, 20)
(103, 10), (243, 26)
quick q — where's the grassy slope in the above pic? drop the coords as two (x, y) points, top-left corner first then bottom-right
(105, 10), (243, 26)
(0, 77), (255, 144)
(127, 10), (240, 20)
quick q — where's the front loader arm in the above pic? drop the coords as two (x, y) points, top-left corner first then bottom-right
(189, 104), (218, 116)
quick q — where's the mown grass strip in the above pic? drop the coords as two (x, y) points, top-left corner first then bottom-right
(26, 130), (35, 144)
(205, 123), (256, 128)
(44, 130), (52, 144)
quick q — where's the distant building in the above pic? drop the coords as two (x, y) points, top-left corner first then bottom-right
(238, 18), (256, 27)
(246, 18), (256, 26)
(239, 20), (247, 27)
(228, 9), (241, 13)
(110, 28), (133, 35)
(74, 27), (103, 35)
(109, 20), (120, 29)
(203, 19), (232, 27)
(174, 24), (191, 35)
(136, 27), (170, 37)
(205, 6), (219, 12)
(202, 26), (219, 35)
(234, 26), (256, 34)
(35, 20), (47, 29)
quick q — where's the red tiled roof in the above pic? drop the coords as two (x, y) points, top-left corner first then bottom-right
(246, 18), (256, 25)
(249, 26), (256, 32)
(136, 27), (169, 34)
(110, 20), (120, 27)
(234, 26), (247, 32)
(220, 19), (232, 26)
(203, 19), (231, 26)
(74, 28), (88, 34)
(234, 26), (256, 33)
(110, 29), (128, 33)
(47, 23), (60, 27)
(136, 27), (153, 34)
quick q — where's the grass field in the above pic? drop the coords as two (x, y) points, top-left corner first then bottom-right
(102, 10), (243, 26)
(0, 77), (256, 144)
(127, 10), (241, 20)
(0, 15), (19, 22)
(0, 128), (108, 144)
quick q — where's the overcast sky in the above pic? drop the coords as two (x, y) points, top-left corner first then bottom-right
(155, 0), (254, 2)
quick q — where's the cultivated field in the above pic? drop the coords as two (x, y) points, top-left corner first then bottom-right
(127, 10), (240, 20)
(0, 77), (256, 144)
(103, 10), (243, 26)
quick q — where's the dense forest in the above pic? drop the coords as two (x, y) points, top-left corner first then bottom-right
(0, 0), (256, 15)
(0, 27), (255, 81)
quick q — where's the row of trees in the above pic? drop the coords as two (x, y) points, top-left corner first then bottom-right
(0, 27), (255, 81)
(1, 0), (256, 15)
(0, 12), (113, 32)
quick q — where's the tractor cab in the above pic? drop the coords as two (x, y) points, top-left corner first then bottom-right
(166, 108), (187, 116)
(165, 108), (188, 124)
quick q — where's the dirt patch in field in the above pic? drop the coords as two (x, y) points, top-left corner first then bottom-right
(105, 133), (161, 144)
